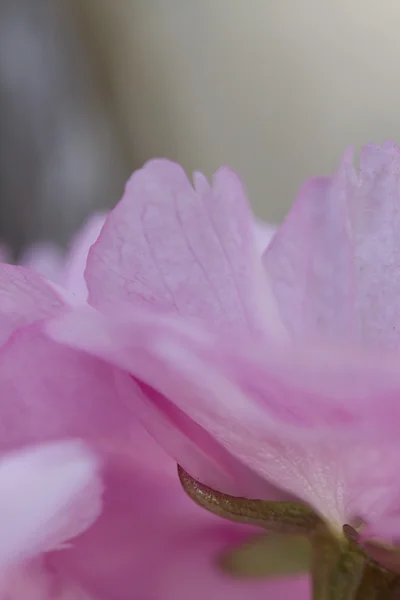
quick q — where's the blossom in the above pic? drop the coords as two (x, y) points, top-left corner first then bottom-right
(54, 421), (309, 600)
(0, 214), (309, 597)
(0, 207), (270, 497)
(0, 212), (140, 453)
(45, 147), (400, 544)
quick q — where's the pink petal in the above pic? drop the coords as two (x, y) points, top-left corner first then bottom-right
(47, 308), (286, 500)
(0, 440), (101, 569)
(0, 324), (133, 448)
(0, 265), (64, 344)
(85, 160), (285, 337)
(145, 336), (400, 530)
(253, 219), (276, 254)
(120, 378), (283, 498)
(263, 152), (356, 341)
(63, 213), (107, 301)
(53, 443), (309, 600)
(48, 307), (400, 532)
(150, 530), (310, 600)
(351, 142), (400, 348)
(0, 565), (97, 600)
(264, 142), (400, 350)
(17, 213), (106, 307)
(362, 519), (400, 545)
(0, 563), (57, 600)
(48, 306), (400, 436)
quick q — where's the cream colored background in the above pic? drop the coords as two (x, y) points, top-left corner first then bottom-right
(81, 0), (400, 221)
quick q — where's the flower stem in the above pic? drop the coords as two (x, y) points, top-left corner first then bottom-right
(355, 561), (400, 600)
(178, 465), (321, 533)
(178, 467), (400, 598)
(312, 529), (366, 599)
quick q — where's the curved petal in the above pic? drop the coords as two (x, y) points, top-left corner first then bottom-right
(264, 142), (400, 351)
(54, 448), (309, 600)
(63, 213), (107, 301)
(48, 307), (400, 532)
(351, 142), (400, 348)
(0, 440), (101, 569)
(47, 307), (286, 500)
(143, 336), (400, 531)
(0, 265), (64, 344)
(0, 324), (133, 449)
(85, 160), (285, 338)
(263, 152), (356, 342)
(47, 306), (400, 437)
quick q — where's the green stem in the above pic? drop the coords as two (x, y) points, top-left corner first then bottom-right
(178, 466), (321, 533)
(312, 529), (400, 600)
(178, 467), (400, 598)
(311, 530), (366, 600)
(355, 561), (400, 600)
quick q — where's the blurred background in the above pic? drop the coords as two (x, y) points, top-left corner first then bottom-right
(1, 0), (399, 256)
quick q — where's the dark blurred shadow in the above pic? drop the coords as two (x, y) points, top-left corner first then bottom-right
(0, 0), (128, 256)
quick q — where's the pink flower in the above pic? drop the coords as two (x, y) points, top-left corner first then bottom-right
(0, 211), (143, 454)
(0, 191), (274, 499)
(55, 422), (309, 600)
(0, 215), (309, 597)
(44, 149), (400, 542)
(0, 418), (309, 599)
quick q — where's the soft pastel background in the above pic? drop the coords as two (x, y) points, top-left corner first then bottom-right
(2, 0), (398, 244)
(0, 2), (399, 593)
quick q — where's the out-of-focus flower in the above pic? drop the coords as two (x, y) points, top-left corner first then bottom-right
(0, 218), (310, 598)
(54, 422), (310, 600)
(0, 193), (275, 499)
(19, 212), (106, 300)
(0, 440), (101, 599)
(0, 208), (277, 497)
(44, 149), (400, 544)
(0, 210), (142, 456)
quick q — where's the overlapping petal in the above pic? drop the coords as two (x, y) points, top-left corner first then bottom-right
(85, 160), (285, 338)
(52, 426), (309, 600)
(0, 265), (64, 344)
(0, 440), (101, 569)
(39, 150), (400, 542)
(47, 306), (400, 533)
